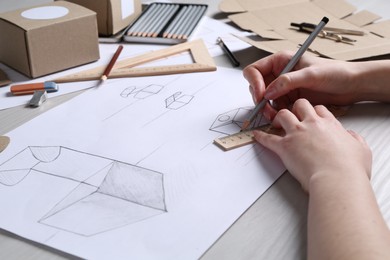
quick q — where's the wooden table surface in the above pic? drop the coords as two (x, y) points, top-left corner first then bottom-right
(0, 0), (389, 259)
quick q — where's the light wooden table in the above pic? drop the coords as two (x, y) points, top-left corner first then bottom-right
(1, 1), (390, 259)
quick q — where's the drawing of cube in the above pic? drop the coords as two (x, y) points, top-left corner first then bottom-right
(210, 107), (270, 135)
(40, 161), (166, 236)
(0, 146), (167, 236)
(165, 91), (194, 110)
(120, 84), (163, 99)
(0, 146), (112, 186)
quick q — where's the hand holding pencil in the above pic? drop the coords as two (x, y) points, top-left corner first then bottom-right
(241, 17), (329, 131)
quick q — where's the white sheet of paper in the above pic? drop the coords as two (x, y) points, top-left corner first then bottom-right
(0, 67), (285, 259)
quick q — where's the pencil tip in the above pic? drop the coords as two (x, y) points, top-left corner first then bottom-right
(241, 121), (250, 131)
(101, 75), (107, 81)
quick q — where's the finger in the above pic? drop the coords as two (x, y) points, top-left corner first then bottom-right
(243, 53), (279, 81)
(253, 130), (282, 154)
(263, 103), (278, 121)
(272, 109), (300, 131)
(249, 85), (256, 104)
(314, 105), (335, 119)
(265, 66), (317, 100)
(271, 95), (293, 110)
(244, 52), (294, 103)
(291, 99), (317, 121)
(243, 64), (267, 103)
(347, 130), (368, 147)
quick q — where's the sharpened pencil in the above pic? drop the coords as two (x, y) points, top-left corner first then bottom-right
(176, 5), (199, 39)
(171, 5), (194, 39)
(101, 45), (123, 81)
(126, 4), (158, 36)
(151, 4), (179, 37)
(135, 4), (163, 36)
(146, 4), (172, 37)
(181, 5), (207, 40)
(241, 16), (329, 131)
(164, 6), (189, 38)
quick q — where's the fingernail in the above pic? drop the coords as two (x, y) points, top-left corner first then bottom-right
(265, 80), (282, 99)
(265, 88), (275, 99)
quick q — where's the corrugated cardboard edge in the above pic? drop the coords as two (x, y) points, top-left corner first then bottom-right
(220, 0), (390, 61)
(363, 20), (390, 38)
(314, 0), (356, 19)
(220, 0), (308, 13)
(219, 0), (246, 13)
(228, 12), (285, 40)
(344, 10), (381, 27)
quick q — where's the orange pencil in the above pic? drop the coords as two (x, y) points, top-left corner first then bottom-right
(101, 45), (123, 81)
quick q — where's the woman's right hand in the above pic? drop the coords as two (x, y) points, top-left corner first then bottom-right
(243, 51), (361, 120)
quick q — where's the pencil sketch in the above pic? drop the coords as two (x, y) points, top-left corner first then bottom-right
(0, 146), (167, 236)
(104, 84), (165, 121)
(143, 80), (217, 128)
(209, 107), (269, 135)
(165, 91), (194, 110)
(120, 84), (164, 99)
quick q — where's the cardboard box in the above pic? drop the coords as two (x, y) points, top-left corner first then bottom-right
(0, 1), (100, 78)
(219, 0), (390, 61)
(63, 0), (142, 36)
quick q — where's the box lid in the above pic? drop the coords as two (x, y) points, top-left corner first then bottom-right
(0, 1), (96, 31)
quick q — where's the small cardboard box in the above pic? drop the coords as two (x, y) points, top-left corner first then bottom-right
(0, 1), (100, 78)
(63, 0), (142, 36)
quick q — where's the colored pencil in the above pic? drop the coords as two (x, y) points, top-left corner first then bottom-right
(101, 45), (123, 81)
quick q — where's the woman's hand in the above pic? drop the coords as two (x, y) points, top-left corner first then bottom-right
(253, 99), (371, 192)
(243, 52), (360, 120)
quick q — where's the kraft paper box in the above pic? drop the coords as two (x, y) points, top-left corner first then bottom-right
(219, 0), (390, 61)
(63, 0), (142, 36)
(0, 1), (99, 78)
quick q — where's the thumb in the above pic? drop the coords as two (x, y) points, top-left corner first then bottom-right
(253, 130), (281, 155)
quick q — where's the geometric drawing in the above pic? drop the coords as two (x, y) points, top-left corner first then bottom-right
(120, 84), (164, 99)
(209, 107), (269, 135)
(104, 84), (165, 122)
(165, 91), (194, 110)
(0, 146), (167, 236)
(120, 86), (137, 98)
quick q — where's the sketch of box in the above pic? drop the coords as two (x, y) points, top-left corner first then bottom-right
(0, 146), (167, 236)
(165, 91), (194, 110)
(210, 107), (268, 135)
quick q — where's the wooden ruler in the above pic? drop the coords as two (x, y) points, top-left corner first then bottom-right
(214, 124), (285, 151)
(55, 39), (216, 83)
(214, 105), (349, 151)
